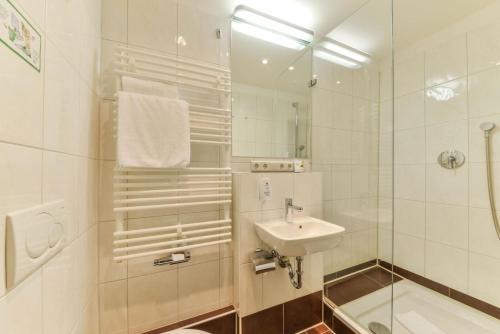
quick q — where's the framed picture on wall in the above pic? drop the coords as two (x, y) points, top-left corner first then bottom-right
(0, 0), (41, 71)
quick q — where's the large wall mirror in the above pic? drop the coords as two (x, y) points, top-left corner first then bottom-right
(231, 7), (312, 159)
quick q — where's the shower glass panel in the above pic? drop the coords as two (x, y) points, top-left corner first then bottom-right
(319, 0), (394, 332)
(389, 0), (500, 333)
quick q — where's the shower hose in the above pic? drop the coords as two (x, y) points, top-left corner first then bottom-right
(484, 129), (500, 240)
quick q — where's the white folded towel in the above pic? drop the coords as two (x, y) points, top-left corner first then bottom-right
(122, 76), (179, 98)
(396, 311), (445, 334)
(117, 91), (190, 168)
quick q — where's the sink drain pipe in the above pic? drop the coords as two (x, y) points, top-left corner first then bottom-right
(271, 250), (303, 289)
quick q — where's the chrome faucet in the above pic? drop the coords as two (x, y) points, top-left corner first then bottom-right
(285, 198), (303, 222)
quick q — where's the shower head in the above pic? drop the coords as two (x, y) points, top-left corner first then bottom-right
(480, 122), (496, 132)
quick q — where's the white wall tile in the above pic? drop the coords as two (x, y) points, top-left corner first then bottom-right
(128, 271), (178, 333)
(394, 54), (424, 97)
(394, 233), (425, 276)
(469, 67), (500, 118)
(99, 280), (128, 334)
(43, 240), (79, 334)
(332, 165), (352, 200)
(0, 270), (43, 334)
(220, 257), (233, 307)
(239, 263), (262, 317)
(394, 128), (426, 164)
(425, 36), (467, 87)
(425, 78), (467, 126)
(469, 115), (500, 163)
(46, 0), (82, 68)
(426, 163), (468, 206)
(468, 18), (500, 74)
(16, 0), (45, 30)
(469, 207), (500, 259)
(293, 173), (322, 207)
(425, 120), (468, 164)
(179, 261), (220, 319)
(178, 1), (228, 65)
(394, 164), (425, 201)
(331, 232), (353, 272)
(102, 0), (127, 42)
(469, 252), (500, 307)
(331, 129), (352, 164)
(128, 0), (178, 54)
(0, 38), (43, 147)
(394, 199), (425, 238)
(426, 203), (468, 249)
(262, 268), (295, 309)
(394, 91), (424, 130)
(43, 40), (80, 154)
(425, 241), (468, 292)
(352, 229), (377, 264)
(99, 222), (127, 283)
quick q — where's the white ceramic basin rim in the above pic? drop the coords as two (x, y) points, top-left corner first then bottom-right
(254, 216), (345, 257)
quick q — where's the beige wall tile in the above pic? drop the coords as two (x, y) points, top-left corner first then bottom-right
(102, 0), (128, 42)
(179, 261), (220, 320)
(425, 241), (468, 292)
(0, 39), (43, 147)
(394, 54), (424, 97)
(425, 36), (467, 87)
(128, 0), (178, 54)
(128, 271), (178, 333)
(0, 270), (43, 334)
(468, 18), (500, 74)
(425, 78), (467, 126)
(99, 280), (128, 334)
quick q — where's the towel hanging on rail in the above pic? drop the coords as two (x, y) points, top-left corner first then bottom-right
(117, 91), (190, 168)
(122, 76), (179, 98)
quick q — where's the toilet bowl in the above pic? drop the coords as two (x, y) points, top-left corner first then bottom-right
(167, 329), (209, 334)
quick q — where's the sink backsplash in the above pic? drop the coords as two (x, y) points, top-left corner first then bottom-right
(232, 172), (323, 316)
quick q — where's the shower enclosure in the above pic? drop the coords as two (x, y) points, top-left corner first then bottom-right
(321, 0), (500, 333)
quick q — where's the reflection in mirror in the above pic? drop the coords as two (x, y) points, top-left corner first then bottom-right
(231, 7), (312, 158)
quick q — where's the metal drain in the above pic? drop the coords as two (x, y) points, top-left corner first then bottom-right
(368, 322), (391, 334)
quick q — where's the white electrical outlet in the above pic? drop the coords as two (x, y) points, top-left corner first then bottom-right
(251, 160), (294, 172)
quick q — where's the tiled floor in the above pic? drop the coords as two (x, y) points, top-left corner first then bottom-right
(299, 323), (333, 334)
(325, 267), (402, 306)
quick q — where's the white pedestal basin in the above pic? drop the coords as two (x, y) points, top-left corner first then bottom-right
(254, 216), (345, 257)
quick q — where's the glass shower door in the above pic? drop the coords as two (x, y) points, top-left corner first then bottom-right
(316, 0), (395, 333)
(390, 0), (500, 333)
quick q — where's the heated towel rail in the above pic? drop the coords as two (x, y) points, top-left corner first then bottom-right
(112, 45), (232, 262)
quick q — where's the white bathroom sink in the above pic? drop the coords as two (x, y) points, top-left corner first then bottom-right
(254, 216), (345, 257)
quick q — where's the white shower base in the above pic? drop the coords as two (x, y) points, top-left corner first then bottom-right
(337, 279), (500, 334)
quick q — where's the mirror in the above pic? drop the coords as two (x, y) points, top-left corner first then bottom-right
(231, 19), (312, 159)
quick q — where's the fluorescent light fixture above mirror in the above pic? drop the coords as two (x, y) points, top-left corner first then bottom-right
(232, 5), (314, 51)
(321, 39), (371, 64)
(314, 47), (362, 69)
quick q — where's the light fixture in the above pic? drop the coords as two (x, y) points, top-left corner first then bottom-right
(232, 5), (314, 51)
(321, 38), (370, 64)
(288, 66), (295, 71)
(314, 47), (362, 69)
(314, 38), (371, 69)
(261, 58), (269, 65)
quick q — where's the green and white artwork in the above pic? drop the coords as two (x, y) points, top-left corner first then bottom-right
(0, 0), (41, 71)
